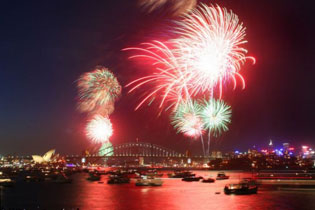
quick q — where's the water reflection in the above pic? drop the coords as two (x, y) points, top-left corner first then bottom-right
(2, 171), (315, 210)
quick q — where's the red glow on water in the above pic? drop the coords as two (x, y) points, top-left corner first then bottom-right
(255, 176), (312, 180)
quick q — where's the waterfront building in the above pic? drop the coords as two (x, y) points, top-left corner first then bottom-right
(211, 151), (222, 159)
(32, 149), (55, 164)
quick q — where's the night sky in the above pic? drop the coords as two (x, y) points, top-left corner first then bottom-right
(0, 0), (314, 155)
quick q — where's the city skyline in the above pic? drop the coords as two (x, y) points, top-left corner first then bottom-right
(0, 0), (315, 155)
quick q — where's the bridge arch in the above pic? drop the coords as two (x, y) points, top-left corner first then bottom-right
(99, 142), (185, 157)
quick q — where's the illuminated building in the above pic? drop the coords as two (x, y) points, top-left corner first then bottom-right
(282, 143), (290, 158)
(283, 143), (290, 150)
(301, 146), (314, 159)
(211, 151), (222, 159)
(32, 149), (55, 163)
(268, 139), (274, 153)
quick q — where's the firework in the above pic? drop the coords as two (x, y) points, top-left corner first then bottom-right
(86, 115), (113, 143)
(123, 41), (191, 111)
(171, 100), (204, 138)
(99, 141), (114, 156)
(201, 98), (232, 137)
(137, 0), (196, 17)
(77, 66), (121, 115)
(124, 4), (254, 111)
(172, 4), (255, 97)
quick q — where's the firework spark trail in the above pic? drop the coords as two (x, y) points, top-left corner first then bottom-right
(200, 98), (232, 155)
(123, 4), (254, 155)
(137, 0), (197, 17)
(123, 41), (192, 111)
(86, 115), (113, 143)
(168, 4), (252, 155)
(76, 66), (121, 145)
(171, 99), (206, 154)
(172, 3), (255, 98)
(201, 98), (232, 136)
(124, 4), (254, 112)
(77, 66), (121, 116)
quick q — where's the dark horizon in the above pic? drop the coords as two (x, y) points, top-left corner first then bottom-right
(0, 0), (315, 155)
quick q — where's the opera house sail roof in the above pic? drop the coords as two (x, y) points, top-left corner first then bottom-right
(32, 149), (55, 163)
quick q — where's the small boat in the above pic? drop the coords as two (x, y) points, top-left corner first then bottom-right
(241, 178), (258, 185)
(25, 174), (43, 182)
(135, 175), (163, 186)
(224, 183), (258, 195)
(168, 171), (195, 178)
(202, 178), (215, 183)
(0, 179), (15, 187)
(216, 172), (229, 180)
(87, 172), (101, 181)
(182, 176), (203, 182)
(23, 169), (45, 182)
(0, 173), (15, 187)
(55, 172), (72, 184)
(144, 170), (163, 177)
(109, 170), (140, 179)
(107, 175), (130, 184)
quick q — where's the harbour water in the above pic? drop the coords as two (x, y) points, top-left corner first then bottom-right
(1, 171), (315, 210)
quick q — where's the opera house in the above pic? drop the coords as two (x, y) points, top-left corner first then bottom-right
(32, 149), (55, 163)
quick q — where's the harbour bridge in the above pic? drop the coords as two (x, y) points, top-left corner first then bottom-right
(65, 142), (209, 164)
(99, 142), (185, 157)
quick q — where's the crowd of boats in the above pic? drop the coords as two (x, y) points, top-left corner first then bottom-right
(84, 169), (258, 194)
(1, 166), (314, 195)
(87, 170), (231, 187)
(0, 166), (242, 192)
(0, 167), (74, 186)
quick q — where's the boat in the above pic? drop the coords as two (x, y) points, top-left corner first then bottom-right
(109, 169), (140, 179)
(25, 175), (39, 182)
(182, 176), (203, 182)
(224, 182), (258, 195)
(0, 179), (15, 187)
(23, 169), (45, 182)
(107, 175), (130, 184)
(24, 174), (44, 182)
(43, 171), (58, 182)
(168, 171), (195, 178)
(144, 170), (163, 177)
(87, 172), (101, 181)
(202, 177), (215, 183)
(255, 170), (315, 180)
(216, 172), (229, 180)
(54, 172), (72, 184)
(0, 172), (15, 187)
(254, 171), (315, 189)
(241, 178), (258, 185)
(135, 175), (163, 186)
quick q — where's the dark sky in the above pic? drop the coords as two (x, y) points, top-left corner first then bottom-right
(0, 0), (314, 155)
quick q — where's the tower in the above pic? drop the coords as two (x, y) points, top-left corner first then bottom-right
(268, 139), (274, 153)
